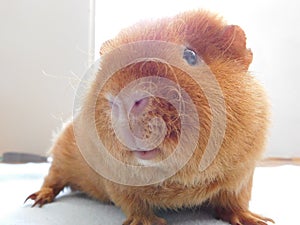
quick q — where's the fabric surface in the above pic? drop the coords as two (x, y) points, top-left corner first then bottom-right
(0, 163), (298, 225)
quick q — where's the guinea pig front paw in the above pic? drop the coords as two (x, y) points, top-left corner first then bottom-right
(122, 215), (167, 225)
(24, 187), (55, 207)
(216, 208), (274, 225)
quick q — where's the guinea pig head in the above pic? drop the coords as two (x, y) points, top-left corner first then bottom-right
(89, 10), (257, 180)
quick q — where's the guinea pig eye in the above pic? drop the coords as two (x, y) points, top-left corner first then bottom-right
(183, 48), (197, 66)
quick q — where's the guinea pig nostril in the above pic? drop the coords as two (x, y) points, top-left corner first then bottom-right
(131, 97), (149, 116)
(134, 100), (142, 106)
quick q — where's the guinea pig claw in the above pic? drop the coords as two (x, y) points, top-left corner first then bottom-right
(24, 193), (36, 204)
(24, 193), (40, 207)
(25, 188), (55, 207)
(32, 198), (45, 208)
(24, 193), (44, 207)
(216, 208), (274, 225)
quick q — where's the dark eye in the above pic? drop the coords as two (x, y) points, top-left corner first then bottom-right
(183, 48), (197, 66)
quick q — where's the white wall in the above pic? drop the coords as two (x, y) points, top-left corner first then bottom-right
(95, 0), (300, 158)
(1, 0), (299, 158)
(0, 0), (92, 156)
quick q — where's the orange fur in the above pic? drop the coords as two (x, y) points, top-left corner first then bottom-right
(26, 10), (274, 225)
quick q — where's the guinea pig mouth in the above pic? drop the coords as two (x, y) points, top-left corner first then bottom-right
(132, 148), (160, 160)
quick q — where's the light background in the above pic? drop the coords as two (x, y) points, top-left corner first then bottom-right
(0, 0), (91, 156)
(0, 0), (299, 158)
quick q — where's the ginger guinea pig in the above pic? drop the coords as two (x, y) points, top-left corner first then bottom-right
(26, 10), (274, 225)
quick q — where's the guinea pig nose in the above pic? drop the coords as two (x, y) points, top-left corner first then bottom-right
(130, 97), (149, 116)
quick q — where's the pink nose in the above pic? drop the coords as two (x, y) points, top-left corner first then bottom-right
(130, 97), (149, 117)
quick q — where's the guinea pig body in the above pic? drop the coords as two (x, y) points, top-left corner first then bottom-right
(26, 10), (274, 225)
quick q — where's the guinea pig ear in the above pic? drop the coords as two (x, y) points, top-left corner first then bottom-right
(220, 25), (253, 69)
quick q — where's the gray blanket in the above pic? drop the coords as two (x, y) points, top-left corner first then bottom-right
(1, 163), (296, 225)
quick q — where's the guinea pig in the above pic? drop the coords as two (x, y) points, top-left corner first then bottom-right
(26, 10), (274, 225)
